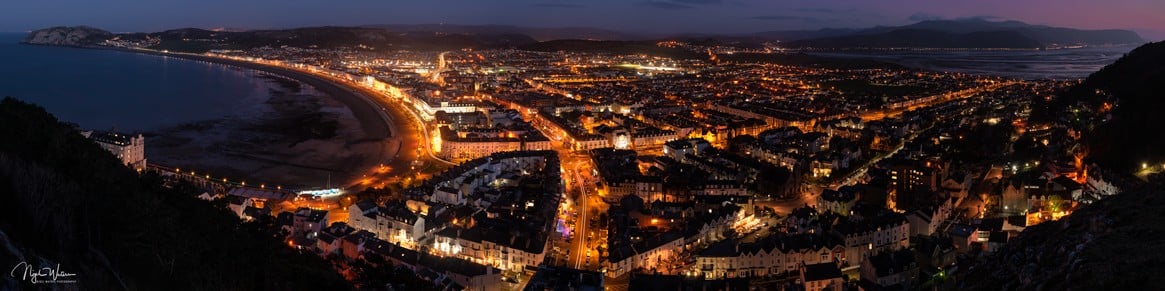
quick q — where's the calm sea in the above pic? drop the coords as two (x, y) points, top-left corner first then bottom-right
(0, 32), (275, 132)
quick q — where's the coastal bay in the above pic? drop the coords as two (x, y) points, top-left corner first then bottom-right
(0, 33), (397, 189)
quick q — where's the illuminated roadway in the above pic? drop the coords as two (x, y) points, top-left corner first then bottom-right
(494, 95), (603, 271)
(562, 152), (602, 271)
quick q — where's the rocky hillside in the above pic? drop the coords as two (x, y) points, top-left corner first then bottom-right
(956, 185), (1165, 290)
(22, 26), (113, 46)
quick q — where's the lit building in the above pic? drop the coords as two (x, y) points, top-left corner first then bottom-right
(292, 207), (328, 242)
(696, 234), (846, 279)
(81, 130), (146, 170)
(817, 187), (859, 215)
(886, 159), (940, 194)
(524, 266), (604, 291)
(433, 109), (553, 162)
(604, 231), (684, 277)
(348, 200), (436, 247)
(905, 196), (954, 237)
(414, 151), (562, 273)
(800, 262), (844, 291)
(858, 249), (918, 289)
(836, 214), (910, 267)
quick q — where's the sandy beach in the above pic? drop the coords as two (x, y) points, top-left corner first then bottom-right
(139, 52), (404, 189)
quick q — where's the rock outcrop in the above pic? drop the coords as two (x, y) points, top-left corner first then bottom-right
(22, 26), (113, 46)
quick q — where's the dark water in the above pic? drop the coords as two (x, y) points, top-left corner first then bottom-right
(816, 46), (1135, 80)
(0, 33), (275, 132)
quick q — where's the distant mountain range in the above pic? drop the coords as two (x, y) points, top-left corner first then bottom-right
(23, 19), (1145, 52)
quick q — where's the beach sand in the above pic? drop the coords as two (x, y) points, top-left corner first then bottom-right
(143, 63), (393, 189)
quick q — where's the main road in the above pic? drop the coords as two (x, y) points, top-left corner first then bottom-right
(561, 151), (603, 271)
(491, 95), (604, 271)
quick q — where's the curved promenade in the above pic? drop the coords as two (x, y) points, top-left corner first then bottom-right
(132, 49), (431, 187)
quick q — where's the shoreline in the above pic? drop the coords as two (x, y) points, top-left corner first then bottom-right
(38, 43), (415, 189)
(126, 47), (396, 140)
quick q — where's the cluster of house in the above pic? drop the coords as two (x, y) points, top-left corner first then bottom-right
(591, 138), (796, 206)
(731, 127), (867, 180)
(499, 91), (681, 151)
(578, 127), (975, 290)
(536, 108), (678, 152)
(996, 162), (1134, 225)
(198, 187), (508, 291)
(348, 150), (563, 289)
(590, 144), (764, 204)
(639, 106), (768, 148)
(710, 101), (817, 131)
(695, 202), (916, 289)
(603, 197), (750, 278)
(193, 150), (566, 291)
(580, 147), (962, 290)
(433, 106), (552, 162)
(314, 222), (505, 291)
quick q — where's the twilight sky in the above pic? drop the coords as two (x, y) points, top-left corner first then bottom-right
(2, 0), (1163, 40)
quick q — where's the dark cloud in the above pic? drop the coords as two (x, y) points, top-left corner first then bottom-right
(908, 12), (944, 21)
(532, 3), (585, 8)
(636, 1), (694, 9)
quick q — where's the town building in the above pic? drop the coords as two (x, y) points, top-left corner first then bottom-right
(81, 130), (146, 170)
(800, 262), (844, 291)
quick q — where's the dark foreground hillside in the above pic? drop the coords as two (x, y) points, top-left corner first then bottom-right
(956, 185), (1165, 290)
(0, 97), (350, 290)
(960, 41), (1165, 290)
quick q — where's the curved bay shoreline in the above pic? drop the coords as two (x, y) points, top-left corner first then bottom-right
(68, 45), (411, 189)
(139, 49), (395, 140)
